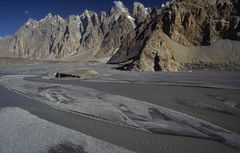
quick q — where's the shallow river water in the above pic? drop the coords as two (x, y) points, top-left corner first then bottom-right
(0, 84), (239, 153)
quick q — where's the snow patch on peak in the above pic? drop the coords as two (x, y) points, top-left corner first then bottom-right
(25, 18), (38, 28)
(39, 13), (65, 24)
(133, 2), (145, 9)
(26, 21), (30, 26)
(162, 0), (176, 8)
(56, 15), (65, 22)
(84, 9), (89, 15)
(44, 13), (53, 20)
(114, 1), (124, 9)
(127, 15), (135, 21)
(81, 10), (91, 19)
(166, 1), (170, 7)
(47, 12), (53, 17)
(133, 2), (148, 15)
(100, 11), (107, 18)
(113, 1), (128, 13)
(133, 2), (143, 6)
(127, 15), (136, 29)
(39, 18), (44, 22)
(39, 13), (53, 22)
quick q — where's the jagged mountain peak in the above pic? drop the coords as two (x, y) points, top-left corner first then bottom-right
(109, 6), (129, 16)
(133, 2), (147, 13)
(132, 2), (150, 24)
(109, 0), (240, 71)
(40, 13), (53, 22)
(67, 15), (80, 22)
(113, 1), (128, 13)
(0, 0), (239, 71)
(39, 13), (65, 24)
(25, 18), (38, 27)
(82, 10), (97, 18)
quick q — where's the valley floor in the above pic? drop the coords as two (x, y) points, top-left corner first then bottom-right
(0, 62), (240, 153)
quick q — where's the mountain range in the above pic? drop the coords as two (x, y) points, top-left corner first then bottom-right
(0, 0), (239, 71)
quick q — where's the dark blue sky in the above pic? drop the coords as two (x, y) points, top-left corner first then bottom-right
(0, 0), (167, 36)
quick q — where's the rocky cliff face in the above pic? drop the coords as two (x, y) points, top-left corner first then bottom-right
(161, 0), (240, 46)
(0, 3), (137, 61)
(0, 0), (240, 71)
(109, 0), (240, 71)
(95, 7), (135, 58)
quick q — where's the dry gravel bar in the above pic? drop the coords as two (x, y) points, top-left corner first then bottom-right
(0, 107), (135, 153)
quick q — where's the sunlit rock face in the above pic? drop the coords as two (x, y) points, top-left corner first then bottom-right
(160, 0), (240, 46)
(95, 6), (135, 58)
(0, 0), (239, 71)
(0, 2), (137, 60)
(109, 0), (240, 71)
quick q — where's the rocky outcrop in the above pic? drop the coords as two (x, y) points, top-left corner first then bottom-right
(161, 0), (240, 46)
(133, 2), (151, 25)
(109, 0), (240, 71)
(95, 7), (135, 58)
(108, 8), (159, 64)
(55, 69), (98, 79)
